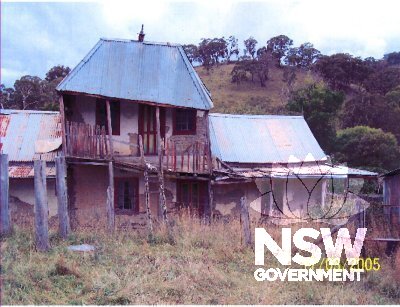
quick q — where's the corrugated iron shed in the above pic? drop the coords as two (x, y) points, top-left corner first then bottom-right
(209, 113), (327, 164)
(56, 38), (213, 110)
(0, 109), (61, 178)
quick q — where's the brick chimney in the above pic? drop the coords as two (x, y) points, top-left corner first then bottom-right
(138, 24), (145, 42)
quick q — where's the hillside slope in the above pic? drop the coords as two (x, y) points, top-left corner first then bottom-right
(195, 63), (318, 114)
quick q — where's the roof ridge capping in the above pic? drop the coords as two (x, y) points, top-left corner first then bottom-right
(99, 37), (181, 47)
(209, 113), (304, 119)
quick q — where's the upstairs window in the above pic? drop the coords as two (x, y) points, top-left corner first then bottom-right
(95, 99), (120, 135)
(173, 108), (196, 135)
(114, 177), (139, 214)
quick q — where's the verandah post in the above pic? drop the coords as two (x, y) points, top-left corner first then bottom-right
(0, 154), (11, 235)
(34, 160), (50, 251)
(55, 155), (71, 239)
(156, 107), (169, 224)
(140, 135), (154, 238)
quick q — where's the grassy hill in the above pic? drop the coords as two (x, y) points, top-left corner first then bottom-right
(195, 63), (318, 114)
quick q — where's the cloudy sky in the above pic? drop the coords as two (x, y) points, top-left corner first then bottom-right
(2, 0), (400, 87)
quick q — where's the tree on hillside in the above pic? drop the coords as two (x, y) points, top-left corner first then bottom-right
(334, 126), (400, 171)
(385, 52), (400, 66)
(45, 65), (70, 82)
(244, 37), (258, 59)
(314, 53), (372, 91)
(296, 43), (321, 69)
(266, 35), (293, 65)
(282, 66), (297, 89)
(365, 66), (400, 95)
(284, 47), (301, 66)
(283, 43), (321, 69)
(226, 36), (239, 63)
(182, 44), (199, 64)
(255, 51), (272, 87)
(341, 93), (400, 142)
(287, 84), (344, 153)
(198, 38), (228, 71)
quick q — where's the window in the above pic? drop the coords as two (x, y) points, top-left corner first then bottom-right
(114, 177), (139, 214)
(173, 108), (196, 135)
(95, 99), (120, 135)
(177, 180), (206, 214)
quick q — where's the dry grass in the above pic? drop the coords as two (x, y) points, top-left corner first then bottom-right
(195, 63), (318, 114)
(1, 217), (400, 305)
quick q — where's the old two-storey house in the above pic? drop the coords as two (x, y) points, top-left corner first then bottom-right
(55, 31), (377, 228)
(56, 33), (213, 228)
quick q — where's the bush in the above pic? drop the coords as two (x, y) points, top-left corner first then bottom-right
(334, 126), (400, 172)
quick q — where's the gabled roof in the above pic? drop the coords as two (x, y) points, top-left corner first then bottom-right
(57, 38), (213, 110)
(209, 113), (327, 164)
(0, 109), (61, 165)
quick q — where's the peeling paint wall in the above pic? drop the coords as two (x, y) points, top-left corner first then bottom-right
(67, 94), (208, 158)
(9, 178), (58, 221)
(213, 178), (325, 219)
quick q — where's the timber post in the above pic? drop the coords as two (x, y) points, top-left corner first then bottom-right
(107, 161), (115, 232)
(55, 156), (71, 239)
(0, 154), (11, 235)
(156, 106), (163, 220)
(158, 140), (168, 223)
(139, 135), (154, 238)
(204, 111), (213, 221)
(59, 95), (67, 157)
(240, 196), (252, 247)
(105, 100), (114, 158)
(34, 160), (50, 252)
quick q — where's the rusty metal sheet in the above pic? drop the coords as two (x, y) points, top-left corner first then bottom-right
(209, 113), (327, 164)
(1, 110), (61, 162)
(8, 163), (56, 178)
(57, 39), (213, 110)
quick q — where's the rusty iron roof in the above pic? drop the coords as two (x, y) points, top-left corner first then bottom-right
(8, 163), (56, 178)
(0, 109), (61, 163)
(209, 113), (327, 164)
(56, 38), (213, 110)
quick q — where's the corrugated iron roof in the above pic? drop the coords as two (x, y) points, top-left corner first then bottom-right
(209, 113), (327, 164)
(8, 163), (56, 178)
(56, 38), (213, 110)
(0, 109), (61, 162)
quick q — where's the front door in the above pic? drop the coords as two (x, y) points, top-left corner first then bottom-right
(138, 104), (165, 155)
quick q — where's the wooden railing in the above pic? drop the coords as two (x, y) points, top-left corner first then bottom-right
(65, 121), (211, 173)
(164, 139), (210, 173)
(65, 121), (111, 159)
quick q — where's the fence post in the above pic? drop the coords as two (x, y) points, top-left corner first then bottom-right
(34, 160), (50, 251)
(240, 196), (252, 247)
(55, 156), (71, 239)
(0, 154), (11, 235)
(107, 161), (115, 233)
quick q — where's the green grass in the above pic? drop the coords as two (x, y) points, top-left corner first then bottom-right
(1, 219), (400, 304)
